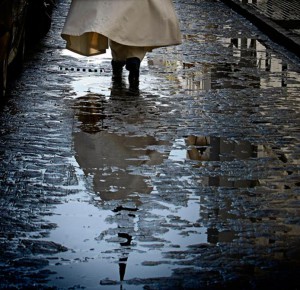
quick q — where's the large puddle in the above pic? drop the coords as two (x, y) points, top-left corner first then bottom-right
(42, 27), (300, 288)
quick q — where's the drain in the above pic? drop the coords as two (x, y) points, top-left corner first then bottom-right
(59, 66), (105, 73)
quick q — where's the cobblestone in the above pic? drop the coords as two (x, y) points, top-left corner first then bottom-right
(0, 0), (300, 289)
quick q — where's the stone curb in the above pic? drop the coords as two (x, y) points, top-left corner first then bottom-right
(220, 0), (300, 58)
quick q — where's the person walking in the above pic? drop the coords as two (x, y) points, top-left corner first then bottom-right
(61, 0), (182, 87)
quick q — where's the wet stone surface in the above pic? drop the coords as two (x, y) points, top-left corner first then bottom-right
(1, 0), (300, 289)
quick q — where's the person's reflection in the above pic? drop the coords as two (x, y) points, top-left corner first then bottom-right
(74, 131), (167, 201)
(73, 94), (169, 284)
(73, 91), (169, 201)
(74, 94), (107, 133)
(118, 232), (132, 287)
(110, 77), (127, 99)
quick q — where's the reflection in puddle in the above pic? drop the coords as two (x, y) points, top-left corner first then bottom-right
(72, 92), (169, 201)
(65, 95), (173, 285)
(67, 94), (244, 285)
(169, 135), (291, 189)
(67, 87), (294, 285)
(73, 131), (168, 201)
(71, 97), (270, 282)
(70, 75), (111, 98)
(186, 135), (257, 162)
(48, 86), (299, 287)
(149, 37), (300, 92)
(72, 94), (108, 133)
(51, 23), (300, 288)
(170, 135), (281, 163)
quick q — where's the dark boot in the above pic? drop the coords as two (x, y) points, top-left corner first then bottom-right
(126, 57), (140, 87)
(111, 60), (125, 79)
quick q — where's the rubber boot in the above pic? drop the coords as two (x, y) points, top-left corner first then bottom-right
(126, 57), (140, 87)
(111, 60), (125, 79)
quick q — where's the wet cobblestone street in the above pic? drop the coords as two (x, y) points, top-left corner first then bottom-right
(1, 0), (300, 289)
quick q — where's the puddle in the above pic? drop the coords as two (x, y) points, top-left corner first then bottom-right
(149, 37), (300, 92)
(169, 135), (281, 162)
(44, 125), (294, 287)
(73, 131), (169, 200)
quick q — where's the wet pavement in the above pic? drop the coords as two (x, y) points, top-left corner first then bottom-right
(1, 0), (300, 289)
(220, 0), (300, 57)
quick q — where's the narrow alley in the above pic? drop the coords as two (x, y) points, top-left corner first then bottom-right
(0, 0), (300, 289)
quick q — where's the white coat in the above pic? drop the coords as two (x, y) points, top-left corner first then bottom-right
(61, 0), (182, 56)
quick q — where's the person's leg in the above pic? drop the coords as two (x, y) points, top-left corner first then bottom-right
(109, 40), (147, 84)
(125, 57), (141, 86)
(109, 41), (126, 79)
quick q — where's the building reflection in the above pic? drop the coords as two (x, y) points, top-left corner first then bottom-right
(184, 135), (292, 244)
(184, 136), (257, 244)
(148, 36), (299, 92)
(186, 135), (259, 187)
